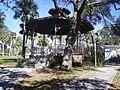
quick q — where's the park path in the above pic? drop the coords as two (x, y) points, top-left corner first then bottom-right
(82, 65), (118, 83)
(54, 65), (120, 90)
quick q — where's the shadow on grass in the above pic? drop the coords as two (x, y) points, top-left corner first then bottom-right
(53, 78), (114, 90)
(0, 58), (18, 62)
(18, 78), (114, 90)
(0, 67), (115, 90)
(0, 58), (18, 67)
(0, 68), (30, 90)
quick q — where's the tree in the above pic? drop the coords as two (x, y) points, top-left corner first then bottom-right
(98, 27), (120, 45)
(112, 17), (120, 37)
(0, 29), (10, 44)
(0, 11), (5, 29)
(37, 35), (49, 47)
(16, 36), (22, 55)
(0, 11), (5, 42)
(50, 0), (120, 70)
(13, 0), (39, 58)
(16, 36), (22, 46)
(0, 0), (39, 57)
(0, 27), (17, 55)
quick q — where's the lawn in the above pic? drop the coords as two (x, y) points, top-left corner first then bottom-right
(19, 67), (94, 89)
(0, 55), (95, 89)
(0, 56), (19, 67)
(109, 69), (120, 90)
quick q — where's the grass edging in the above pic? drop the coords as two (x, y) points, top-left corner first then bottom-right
(109, 69), (120, 90)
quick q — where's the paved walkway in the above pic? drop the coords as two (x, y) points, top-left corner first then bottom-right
(82, 66), (118, 83)
(54, 65), (120, 90)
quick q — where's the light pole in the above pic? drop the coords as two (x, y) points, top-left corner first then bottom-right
(94, 38), (97, 67)
(92, 33), (98, 67)
(91, 32), (97, 67)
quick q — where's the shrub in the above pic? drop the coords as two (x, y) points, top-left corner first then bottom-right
(72, 62), (83, 67)
(96, 50), (104, 67)
(16, 58), (27, 67)
(82, 60), (94, 66)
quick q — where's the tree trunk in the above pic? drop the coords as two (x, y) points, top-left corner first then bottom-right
(22, 33), (26, 58)
(61, 0), (87, 70)
(90, 31), (95, 64)
(62, 11), (78, 70)
(31, 36), (34, 55)
(51, 0), (87, 70)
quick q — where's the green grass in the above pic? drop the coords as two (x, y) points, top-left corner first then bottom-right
(0, 56), (20, 67)
(109, 69), (120, 89)
(19, 67), (94, 87)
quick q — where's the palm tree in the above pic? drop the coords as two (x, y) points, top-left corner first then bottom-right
(0, 12), (5, 30)
(0, 12), (5, 56)
(13, 0), (39, 58)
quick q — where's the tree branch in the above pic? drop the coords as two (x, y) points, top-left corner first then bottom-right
(67, 0), (76, 12)
(52, 0), (70, 19)
(52, 0), (58, 9)
(113, 3), (120, 10)
(88, 0), (120, 10)
(100, 10), (114, 27)
(1, 0), (19, 12)
(78, 0), (87, 16)
(87, 1), (104, 6)
(77, 0), (87, 22)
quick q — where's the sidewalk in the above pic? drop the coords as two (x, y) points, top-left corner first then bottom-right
(54, 65), (120, 90)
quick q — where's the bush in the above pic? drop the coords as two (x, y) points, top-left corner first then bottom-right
(96, 50), (104, 67)
(16, 58), (27, 67)
(48, 56), (63, 68)
(82, 55), (94, 66)
(72, 62), (83, 67)
(82, 60), (94, 66)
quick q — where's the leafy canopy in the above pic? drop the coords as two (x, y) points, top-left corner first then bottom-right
(97, 27), (120, 45)
(57, 0), (120, 25)
(0, 11), (5, 29)
(13, 0), (39, 20)
(112, 17), (120, 36)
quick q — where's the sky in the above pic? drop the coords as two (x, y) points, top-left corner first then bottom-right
(1, 0), (120, 35)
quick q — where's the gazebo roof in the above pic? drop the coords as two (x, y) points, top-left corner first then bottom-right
(25, 16), (94, 35)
